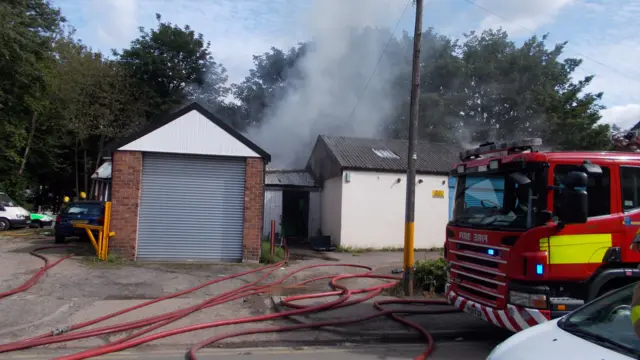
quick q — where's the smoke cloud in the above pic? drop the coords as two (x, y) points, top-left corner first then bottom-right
(245, 0), (410, 169)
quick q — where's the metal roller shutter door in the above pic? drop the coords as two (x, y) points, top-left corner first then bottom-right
(137, 153), (246, 261)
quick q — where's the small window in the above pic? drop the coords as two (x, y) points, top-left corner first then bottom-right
(553, 165), (610, 217)
(620, 166), (640, 212)
(372, 149), (399, 159)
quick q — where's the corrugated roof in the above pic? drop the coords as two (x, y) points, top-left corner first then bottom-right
(320, 135), (462, 174)
(265, 170), (318, 187)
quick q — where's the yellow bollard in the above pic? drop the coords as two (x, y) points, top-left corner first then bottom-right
(102, 202), (112, 260)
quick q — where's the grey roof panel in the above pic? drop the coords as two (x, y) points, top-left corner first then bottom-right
(265, 170), (318, 187)
(320, 135), (462, 174)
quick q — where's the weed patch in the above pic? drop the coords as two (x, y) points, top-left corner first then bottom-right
(414, 257), (448, 293)
(384, 257), (449, 297)
(83, 252), (127, 266)
(260, 241), (285, 264)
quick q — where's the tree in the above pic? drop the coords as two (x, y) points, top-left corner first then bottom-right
(231, 44), (308, 129)
(391, 29), (611, 150)
(115, 13), (222, 116)
(49, 35), (148, 196)
(0, 0), (65, 201)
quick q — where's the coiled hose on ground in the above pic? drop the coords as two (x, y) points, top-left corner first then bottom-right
(0, 242), (458, 360)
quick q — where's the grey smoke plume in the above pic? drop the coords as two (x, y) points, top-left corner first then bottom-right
(245, 0), (409, 169)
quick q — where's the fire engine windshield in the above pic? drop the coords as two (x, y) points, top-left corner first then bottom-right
(451, 170), (542, 230)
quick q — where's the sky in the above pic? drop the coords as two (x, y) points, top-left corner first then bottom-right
(52, 0), (640, 130)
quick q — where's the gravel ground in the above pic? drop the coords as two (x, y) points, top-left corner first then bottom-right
(0, 230), (505, 360)
(0, 231), (442, 351)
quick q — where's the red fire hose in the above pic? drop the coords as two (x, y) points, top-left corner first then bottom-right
(0, 244), (457, 360)
(0, 245), (73, 300)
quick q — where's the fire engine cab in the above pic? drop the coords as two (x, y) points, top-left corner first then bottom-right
(444, 138), (640, 332)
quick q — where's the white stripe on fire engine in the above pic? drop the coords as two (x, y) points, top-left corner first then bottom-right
(454, 296), (463, 308)
(473, 303), (488, 321)
(507, 305), (530, 330)
(497, 311), (517, 332)
(485, 307), (500, 326)
(525, 308), (549, 324)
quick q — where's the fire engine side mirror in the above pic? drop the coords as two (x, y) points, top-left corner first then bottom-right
(558, 171), (588, 224)
(563, 171), (588, 188)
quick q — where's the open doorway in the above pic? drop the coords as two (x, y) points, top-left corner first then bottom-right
(281, 190), (309, 240)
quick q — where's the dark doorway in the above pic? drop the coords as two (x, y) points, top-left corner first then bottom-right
(281, 190), (309, 240)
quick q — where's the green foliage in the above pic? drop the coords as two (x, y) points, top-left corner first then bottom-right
(260, 241), (285, 264)
(414, 257), (448, 293)
(0, 176), (28, 205)
(390, 30), (610, 149)
(114, 13), (224, 116)
(231, 45), (307, 130)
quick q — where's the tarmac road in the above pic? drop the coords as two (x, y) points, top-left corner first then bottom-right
(5, 342), (501, 360)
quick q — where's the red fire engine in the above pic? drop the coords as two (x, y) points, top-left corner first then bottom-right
(445, 136), (640, 332)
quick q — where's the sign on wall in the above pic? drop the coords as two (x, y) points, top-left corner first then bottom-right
(432, 189), (445, 198)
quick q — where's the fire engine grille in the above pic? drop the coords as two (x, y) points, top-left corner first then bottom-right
(447, 239), (509, 307)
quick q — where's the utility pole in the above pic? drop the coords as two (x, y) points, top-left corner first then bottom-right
(403, 0), (423, 297)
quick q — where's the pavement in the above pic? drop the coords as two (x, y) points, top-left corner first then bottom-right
(3, 343), (498, 359)
(0, 232), (510, 359)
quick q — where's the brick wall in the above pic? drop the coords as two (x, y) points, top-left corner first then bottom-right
(109, 151), (142, 259)
(242, 157), (264, 262)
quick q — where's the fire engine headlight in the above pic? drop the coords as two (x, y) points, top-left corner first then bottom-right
(509, 291), (547, 309)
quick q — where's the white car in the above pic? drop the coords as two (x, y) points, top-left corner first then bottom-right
(488, 282), (640, 360)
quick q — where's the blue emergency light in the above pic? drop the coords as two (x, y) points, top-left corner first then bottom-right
(536, 264), (544, 275)
(487, 249), (495, 256)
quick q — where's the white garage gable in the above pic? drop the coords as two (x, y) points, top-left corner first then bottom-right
(118, 109), (259, 158)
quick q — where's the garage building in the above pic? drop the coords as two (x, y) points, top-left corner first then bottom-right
(103, 102), (270, 262)
(306, 135), (460, 249)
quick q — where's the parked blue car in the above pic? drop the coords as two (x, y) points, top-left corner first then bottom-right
(54, 201), (105, 244)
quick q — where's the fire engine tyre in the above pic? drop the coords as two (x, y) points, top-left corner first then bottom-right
(588, 268), (640, 301)
(0, 218), (9, 232)
(54, 234), (65, 244)
(597, 278), (637, 299)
